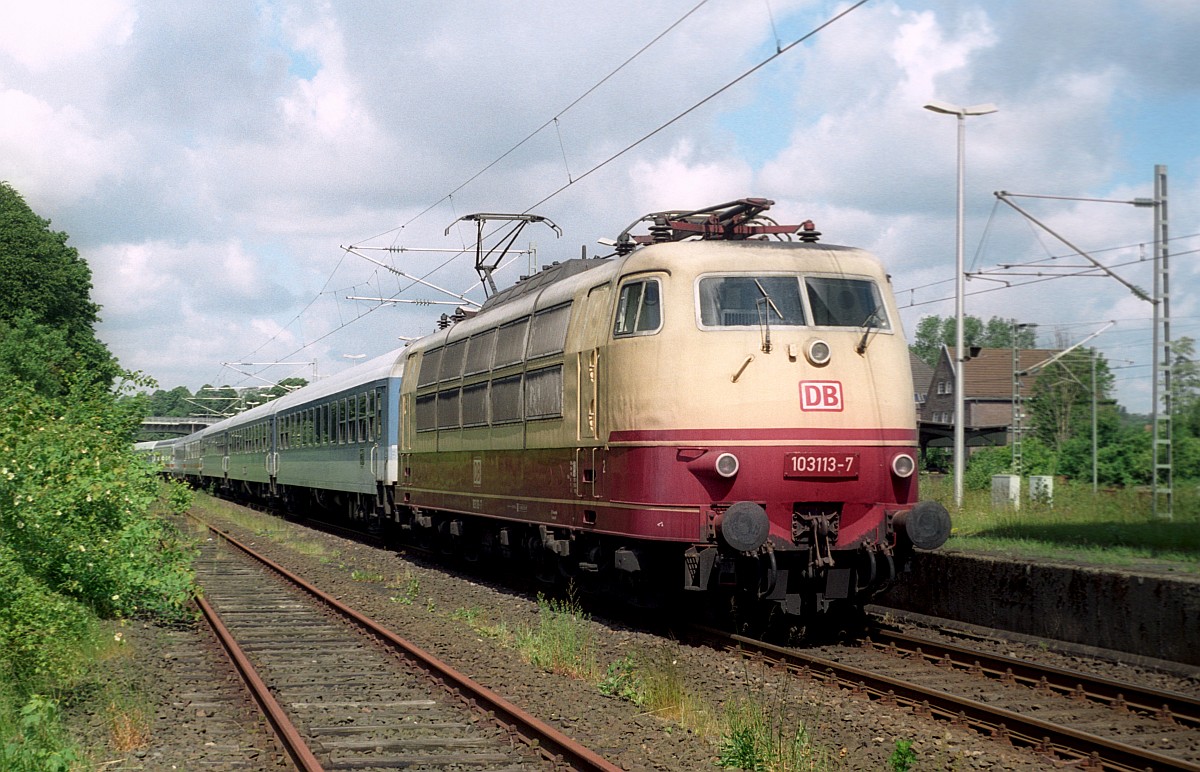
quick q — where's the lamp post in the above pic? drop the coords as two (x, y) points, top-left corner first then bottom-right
(924, 100), (997, 508)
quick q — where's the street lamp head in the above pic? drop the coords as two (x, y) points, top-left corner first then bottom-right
(924, 100), (998, 117)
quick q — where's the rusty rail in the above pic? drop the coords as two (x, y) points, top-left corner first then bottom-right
(693, 625), (1200, 772)
(870, 627), (1200, 728)
(195, 594), (325, 771)
(201, 518), (622, 772)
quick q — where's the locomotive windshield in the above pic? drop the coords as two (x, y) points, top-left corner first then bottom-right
(697, 274), (890, 330)
(805, 276), (890, 329)
(698, 275), (806, 327)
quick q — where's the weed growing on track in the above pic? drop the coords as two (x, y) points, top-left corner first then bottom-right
(715, 658), (838, 771)
(515, 590), (600, 681)
(190, 493), (339, 561)
(889, 738), (917, 772)
(351, 568), (385, 582)
(387, 573), (421, 605)
(450, 606), (480, 624)
(717, 695), (832, 771)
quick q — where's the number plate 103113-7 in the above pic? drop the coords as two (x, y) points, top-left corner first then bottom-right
(784, 452), (859, 478)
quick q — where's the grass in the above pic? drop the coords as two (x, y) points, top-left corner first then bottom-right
(514, 591), (601, 681)
(717, 660), (835, 771)
(923, 474), (1200, 571)
(189, 493), (339, 562)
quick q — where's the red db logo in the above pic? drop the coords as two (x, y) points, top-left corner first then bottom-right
(799, 381), (843, 411)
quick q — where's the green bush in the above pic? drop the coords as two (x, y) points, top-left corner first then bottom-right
(0, 693), (81, 772)
(0, 380), (196, 622)
(0, 544), (96, 690)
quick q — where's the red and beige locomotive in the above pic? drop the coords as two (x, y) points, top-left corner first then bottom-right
(163, 198), (950, 627)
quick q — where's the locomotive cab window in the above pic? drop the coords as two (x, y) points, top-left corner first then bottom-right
(697, 275), (806, 328)
(613, 278), (662, 336)
(804, 276), (890, 330)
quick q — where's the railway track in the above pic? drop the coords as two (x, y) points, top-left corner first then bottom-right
(193, 519), (622, 771)
(693, 625), (1200, 771)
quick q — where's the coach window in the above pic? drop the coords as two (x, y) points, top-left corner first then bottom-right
(464, 329), (496, 375)
(527, 303), (572, 358)
(614, 278), (661, 336)
(804, 276), (890, 329)
(525, 365), (564, 419)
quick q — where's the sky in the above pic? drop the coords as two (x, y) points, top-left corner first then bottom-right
(1, 0), (1197, 415)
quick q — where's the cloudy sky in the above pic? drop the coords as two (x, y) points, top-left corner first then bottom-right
(1, 0), (1196, 414)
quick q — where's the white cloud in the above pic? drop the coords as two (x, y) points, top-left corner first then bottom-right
(0, 0), (136, 71)
(0, 0), (1193, 415)
(626, 140), (755, 213)
(0, 88), (131, 203)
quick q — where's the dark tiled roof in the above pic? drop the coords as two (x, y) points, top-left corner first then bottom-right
(909, 352), (934, 395)
(963, 348), (1061, 399)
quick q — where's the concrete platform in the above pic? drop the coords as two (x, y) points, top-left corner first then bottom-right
(879, 550), (1200, 666)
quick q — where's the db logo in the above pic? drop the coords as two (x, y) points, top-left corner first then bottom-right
(799, 381), (844, 411)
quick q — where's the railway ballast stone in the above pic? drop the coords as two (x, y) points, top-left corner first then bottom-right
(880, 551), (1200, 666)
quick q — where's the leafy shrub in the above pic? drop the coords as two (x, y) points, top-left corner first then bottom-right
(0, 544), (96, 690)
(0, 380), (196, 622)
(0, 693), (81, 772)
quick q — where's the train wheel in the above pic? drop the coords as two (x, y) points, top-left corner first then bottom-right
(524, 535), (557, 585)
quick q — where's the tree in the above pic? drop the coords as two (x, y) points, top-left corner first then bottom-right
(1025, 348), (1117, 454)
(1171, 337), (1200, 437)
(194, 385), (239, 416)
(0, 182), (117, 394)
(910, 314), (1038, 365)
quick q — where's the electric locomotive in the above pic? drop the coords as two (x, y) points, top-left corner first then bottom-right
(395, 198), (950, 626)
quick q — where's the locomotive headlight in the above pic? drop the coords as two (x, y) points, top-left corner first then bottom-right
(891, 453), (916, 478)
(806, 339), (831, 366)
(715, 452), (739, 478)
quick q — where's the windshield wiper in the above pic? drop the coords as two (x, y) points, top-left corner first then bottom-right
(753, 279), (784, 320)
(855, 306), (883, 354)
(752, 280), (785, 354)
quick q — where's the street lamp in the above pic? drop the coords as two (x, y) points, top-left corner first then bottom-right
(924, 100), (998, 508)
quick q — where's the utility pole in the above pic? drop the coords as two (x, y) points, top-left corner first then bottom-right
(1152, 165), (1172, 520)
(1011, 322), (1037, 474)
(994, 165), (1170, 519)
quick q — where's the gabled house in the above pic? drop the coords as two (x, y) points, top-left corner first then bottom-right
(919, 344), (1060, 449)
(909, 352), (933, 411)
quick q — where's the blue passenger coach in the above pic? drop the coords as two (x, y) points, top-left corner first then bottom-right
(171, 348), (405, 518)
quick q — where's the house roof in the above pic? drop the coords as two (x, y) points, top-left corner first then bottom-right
(961, 347), (1061, 399)
(909, 352), (934, 395)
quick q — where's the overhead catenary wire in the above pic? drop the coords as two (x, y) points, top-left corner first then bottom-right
(361, 0), (716, 247)
(520, 0), (872, 215)
(229, 0), (874, 386)
(221, 0), (720, 387)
